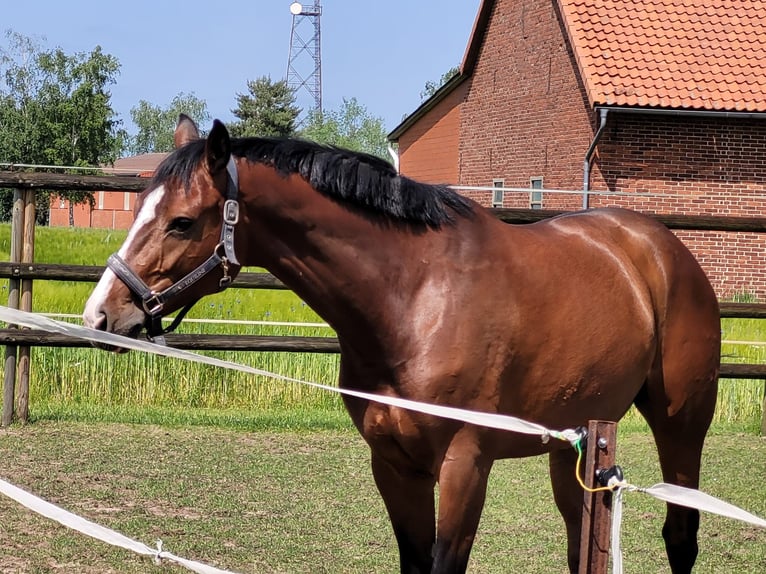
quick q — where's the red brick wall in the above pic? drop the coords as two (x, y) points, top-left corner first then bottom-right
(49, 191), (136, 229)
(90, 209), (135, 229)
(398, 81), (469, 185)
(588, 114), (766, 299)
(49, 199), (91, 227)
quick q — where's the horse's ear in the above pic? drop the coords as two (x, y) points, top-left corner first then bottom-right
(205, 119), (231, 175)
(174, 114), (200, 148)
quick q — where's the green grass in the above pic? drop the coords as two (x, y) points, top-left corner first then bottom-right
(0, 421), (763, 573)
(719, 318), (766, 428)
(0, 223), (764, 433)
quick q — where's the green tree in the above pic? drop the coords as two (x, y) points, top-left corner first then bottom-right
(0, 32), (47, 174)
(38, 46), (125, 224)
(300, 97), (388, 159)
(0, 31), (125, 224)
(229, 76), (300, 137)
(420, 66), (460, 100)
(129, 92), (209, 154)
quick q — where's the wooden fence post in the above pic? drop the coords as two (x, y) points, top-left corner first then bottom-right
(2, 189), (25, 426)
(578, 420), (618, 574)
(15, 189), (36, 423)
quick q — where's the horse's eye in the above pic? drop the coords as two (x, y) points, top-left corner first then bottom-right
(168, 217), (195, 233)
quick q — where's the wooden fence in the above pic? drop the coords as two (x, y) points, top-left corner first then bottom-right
(1, 171), (766, 432)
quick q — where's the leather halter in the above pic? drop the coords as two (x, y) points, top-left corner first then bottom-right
(106, 157), (241, 341)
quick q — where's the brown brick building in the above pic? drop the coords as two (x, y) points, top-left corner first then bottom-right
(389, 0), (766, 299)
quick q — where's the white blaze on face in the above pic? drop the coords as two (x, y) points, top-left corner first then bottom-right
(82, 185), (166, 327)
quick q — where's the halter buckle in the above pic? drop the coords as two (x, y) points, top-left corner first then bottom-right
(143, 294), (164, 316)
(223, 199), (239, 225)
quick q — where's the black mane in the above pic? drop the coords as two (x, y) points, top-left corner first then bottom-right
(152, 136), (474, 228)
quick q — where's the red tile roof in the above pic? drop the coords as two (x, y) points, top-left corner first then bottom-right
(558, 0), (766, 111)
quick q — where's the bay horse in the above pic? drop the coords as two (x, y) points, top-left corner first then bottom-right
(83, 116), (720, 573)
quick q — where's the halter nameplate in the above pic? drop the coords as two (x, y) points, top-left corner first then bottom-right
(106, 156), (241, 340)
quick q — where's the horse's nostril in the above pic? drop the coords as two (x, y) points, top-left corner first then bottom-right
(92, 313), (107, 332)
(83, 308), (107, 332)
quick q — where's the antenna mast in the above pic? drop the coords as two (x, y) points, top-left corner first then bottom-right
(287, 1), (323, 115)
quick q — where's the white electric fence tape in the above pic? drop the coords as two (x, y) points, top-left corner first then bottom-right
(608, 478), (766, 574)
(611, 482), (625, 574)
(0, 478), (239, 574)
(1, 306), (765, 574)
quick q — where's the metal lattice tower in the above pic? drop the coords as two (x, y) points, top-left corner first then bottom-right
(287, 1), (322, 115)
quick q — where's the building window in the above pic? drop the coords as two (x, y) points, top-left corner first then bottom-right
(123, 192), (131, 211)
(492, 179), (504, 208)
(530, 177), (543, 209)
(97, 191), (104, 210)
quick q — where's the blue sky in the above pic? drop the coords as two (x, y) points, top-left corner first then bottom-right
(3, 0), (481, 136)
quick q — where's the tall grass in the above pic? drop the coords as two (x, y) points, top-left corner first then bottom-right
(0, 224), (763, 431)
(719, 318), (766, 428)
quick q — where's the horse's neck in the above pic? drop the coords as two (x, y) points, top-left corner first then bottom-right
(240, 171), (414, 340)
(267, 225), (413, 348)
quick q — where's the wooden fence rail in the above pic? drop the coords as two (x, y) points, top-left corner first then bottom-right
(0, 262), (289, 289)
(1, 171), (765, 432)
(0, 171), (145, 192)
(0, 329), (339, 353)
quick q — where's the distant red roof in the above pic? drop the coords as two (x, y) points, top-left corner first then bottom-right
(101, 152), (167, 176)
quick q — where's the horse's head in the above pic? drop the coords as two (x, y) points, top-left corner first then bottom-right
(83, 115), (242, 350)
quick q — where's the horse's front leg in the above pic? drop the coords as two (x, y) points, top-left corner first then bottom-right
(432, 431), (494, 574)
(549, 447), (585, 573)
(371, 450), (437, 574)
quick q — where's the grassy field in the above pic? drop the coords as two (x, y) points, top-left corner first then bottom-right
(0, 421), (764, 574)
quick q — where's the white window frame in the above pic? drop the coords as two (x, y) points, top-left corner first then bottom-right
(530, 177), (543, 209)
(492, 179), (505, 208)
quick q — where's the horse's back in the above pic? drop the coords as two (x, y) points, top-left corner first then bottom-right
(541, 208), (717, 309)
(544, 208), (720, 333)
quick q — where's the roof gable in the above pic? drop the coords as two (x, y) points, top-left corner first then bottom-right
(558, 0), (766, 111)
(388, 1), (495, 141)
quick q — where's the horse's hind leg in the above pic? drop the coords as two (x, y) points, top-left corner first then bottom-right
(634, 361), (718, 574)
